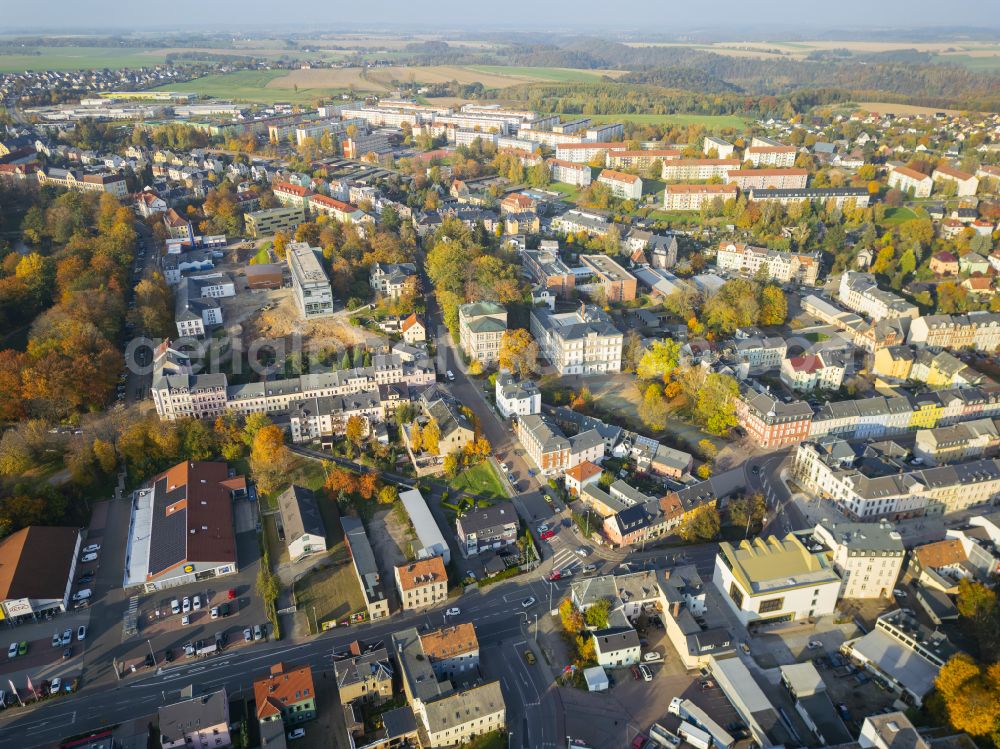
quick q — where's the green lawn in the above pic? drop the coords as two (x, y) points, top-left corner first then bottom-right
(465, 65), (610, 83)
(574, 113), (750, 131)
(458, 731), (506, 749)
(153, 70), (338, 104)
(933, 53), (1000, 71)
(250, 246), (271, 264)
(0, 47), (169, 72)
(883, 206), (919, 225)
(448, 461), (508, 500)
(548, 181), (583, 201)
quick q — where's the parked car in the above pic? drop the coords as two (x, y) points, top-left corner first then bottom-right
(631, 665), (641, 681)
(77, 573), (93, 586)
(808, 640), (823, 650)
(62, 647), (72, 659)
(243, 627), (253, 643)
(181, 614), (191, 626)
(82, 544), (101, 554)
(499, 463), (509, 472)
(536, 524), (550, 534)
(210, 606), (220, 619)
(581, 564), (597, 574)
(219, 603), (230, 617)
(639, 665), (653, 682)
(227, 588), (237, 600)
(50, 678), (62, 695)
(548, 570), (562, 581)
(445, 608), (461, 617)
(253, 625), (263, 641)
(80, 552), (97, 564)
(72, 589), (91, 602)
(17, 642), (27, 656)
(6, 643), (16, 659)
(61, 629), (72, 646)
(643, 652), (663, 662)
(893, 588), (907, 598)
(288, 728), (305, 740)
(192, 595), (202, 611)
(171, 599), (180, 614)
(575, 547), (589, 557)
(184, 643), (195, 657)
(51, 633), (61, 648)
(540, 530), (555, 540)
(182, 597), (191, 613)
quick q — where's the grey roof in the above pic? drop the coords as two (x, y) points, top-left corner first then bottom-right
(518, 413), (570, 453)
(571, 574), (620, 609)
(532, 304), (621, 341)
(581, 484), (628, 514)
(277, 485), (326, 545)
(158, 689), (229, 744)
(862, 712), (929, 749)
(798, 692), (853, 746)
(391, 626), (450, 704)
(846, 628), (940, 698)
(340, 517), (385, 607)
(457, 502), (518, 535)
(422, 681), (505, 733)
(335, 647), (393, 690)
(571, 429), (604, 454)
(381, 706), (418, 739)
(593, 628), (640, 655)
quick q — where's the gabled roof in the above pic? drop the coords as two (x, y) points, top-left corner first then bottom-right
(0, 527), (79, 602)
(254, 663), (315, 720)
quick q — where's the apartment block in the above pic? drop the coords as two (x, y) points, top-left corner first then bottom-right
(547, 158), (592, 187)
(932, 165), (979, 196)
(726, 168), (808, 190)
(661, 158), (740, 181)
(395, 556), (448, 611)
(888, 165), (933, 198)
(747, 187), (871, 208)
(597, 169), (643, 200)
(703, 136), (735, 158)
(663, 184), (737, 210)
(458, 302), (507, 364)
(579, 254), (638, 302)
(530, 304), (623, 376)
(606, 149), (681, 170)
(838, 272), (919, 322)
(716, 242), (819, 285)
(287, 242), (334, 318)
(244, 205), (305, 238)
(807, 520), (905, 599)
(745, 145), (797, 167)
(734, 389), (813, 449)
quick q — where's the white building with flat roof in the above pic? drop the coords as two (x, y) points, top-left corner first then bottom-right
(399, 488), (450, 565)
(287, 242), (334, 318)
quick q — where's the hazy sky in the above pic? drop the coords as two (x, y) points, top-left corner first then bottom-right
(9, 0), (1000, 32)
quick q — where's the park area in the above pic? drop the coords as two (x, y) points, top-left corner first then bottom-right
(447, 461), (508, 501)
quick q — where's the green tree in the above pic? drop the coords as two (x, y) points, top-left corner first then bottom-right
(758, 285), (788, 326)
(584, 599), (610, 629)
(638, 382), (669, 431)
(422, 419), (440, 455)
(679, 505), (721, 542)
(729, 493), (767, 535)
(694, 373), (739, 435)
(637, 339), (681, 382)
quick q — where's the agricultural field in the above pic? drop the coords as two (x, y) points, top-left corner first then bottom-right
(853, 102), (966, 116)
(578, 112), (751, 131)
(463, 65), (625, 82)
(0, 46), (169, 72)
(153, 71), (331, 104)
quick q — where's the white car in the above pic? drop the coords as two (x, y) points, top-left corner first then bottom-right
(80, 552), (98, 563)
(61, 629), (72, 646)
(182, 597), (191, 613)
(643, 652), (663, 663)
(77, 626), (87, 641)
(171, 599), (180, 614)
(639, 664), (653, 682)
(893, 588), (908, 598)
(82, 544), (101, 554)
(72, 589), (91, 602)
(445, 607), (461, 617)
(499, 462), (509, 472)
(52, 633), (62, 648)
(521, 597), (536, 608)
(192, 595), (202, 611)
(49, 677), (62, 694)
(808, 640), (824, 650)
(536, 524), (550, 534)
(210, 606), (220, 619)
(7, 643), (16, 658)
(287, 728), (305, 740)
(181, 615), (190, 626)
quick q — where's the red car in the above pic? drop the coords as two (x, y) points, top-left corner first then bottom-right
(227, 588), (237, 600)
(548, 570), (562, 581)
(540, 530), (555, 540)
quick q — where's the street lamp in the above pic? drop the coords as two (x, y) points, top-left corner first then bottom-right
(147, 639), (157, 667)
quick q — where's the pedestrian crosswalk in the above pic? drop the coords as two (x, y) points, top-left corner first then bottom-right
(550, 546), (581, 573)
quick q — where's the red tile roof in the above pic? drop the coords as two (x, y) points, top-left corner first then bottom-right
(599, 169), (640, 184)
(273, 181), (310, 197)
(395, 556), (446, 591)
(254, 663), (315, 720)
(665, 184), (738, 194)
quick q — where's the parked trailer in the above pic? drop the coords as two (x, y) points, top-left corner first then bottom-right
(668, 698), (735, 749)
(678, 721), (712, 749)
(648, 722), (682, 748)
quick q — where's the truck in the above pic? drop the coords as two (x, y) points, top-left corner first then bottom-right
(648, 722), (682, 748)
(668, 698), (734, 749)
(677, 721), (712, 749)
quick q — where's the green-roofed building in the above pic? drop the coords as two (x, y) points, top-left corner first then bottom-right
(459, 302), (507, 365)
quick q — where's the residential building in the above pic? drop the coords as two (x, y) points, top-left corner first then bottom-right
(661, 159), (740, 181)
(907, 312), (1000, 352)
(930, 250), (960, 276)
(579, 254), (638, 302)
(369, 262), (417, 300)
(793, 437), (1000, 518)
(530, 304), (623, 376)
(334, 641), (394, 706)
(625, 230), (678, 269)
(0, 526), (81, 621)
(859, 712), (930, 749)
(308, 194), (373, 229)
(888, 165), (933, 198)
(716, 242), (819, 285)
(779, 662), (853, 747)
(458, 302), (507, 365)
(932, 165), (979, 196)
(649, 444), (694, 479)
(914, 418), (1000, 465)
(838, 272), (919, 321)
(123, 461), (244, 591)
(551, 209), (611, 236)
(398, 488), (450, 565)
(395, 556), (448, 611)
(872, 345), (915, 381)
(703, 136), (735, 158)
(516, 413), (604, 476)
(745, 145), (797, 167)
(807, 520), (905, 599)
(272, 181), (312, 210)
(159, 688), (231, 749)
(254, 663), (317, 726)
(606, 149), (681, 170)
(245, 205), (305, 238)
(341, 517), (389, 620)
(522, 247), (576, 297)
(36, 167), (127, 197)
(419, 392), (476, 458)
(780, 353), (846, 392)
(555, 142), (624, 163)
(420, 623), (479, 682)
(747, 187), (871, 208)
(734, 389), (813, 449)
(400, 312), (426, 344)
(584, 123), (624, 141)
(597, 169), (642, 200)
(174, 278), (222, 338)
(163, 208), (195, 244)
(731, 336), (787, 373)
(594, 628), (641, 668)
(422, 682), (505, 748)
(842, 609), (959, 706)
(455, 503), (519, 557)
(663, 183), (737, 210)
(726, 168), (809, 190)
(276, 485), (327, 563)
(909, 539), (970, 593)
(565, 461), (603, 496)
(547, 158), (592, 187)
(712, 534), (842, 628)
(495, 370), (541, 419)
(287, 242), (334, 319)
